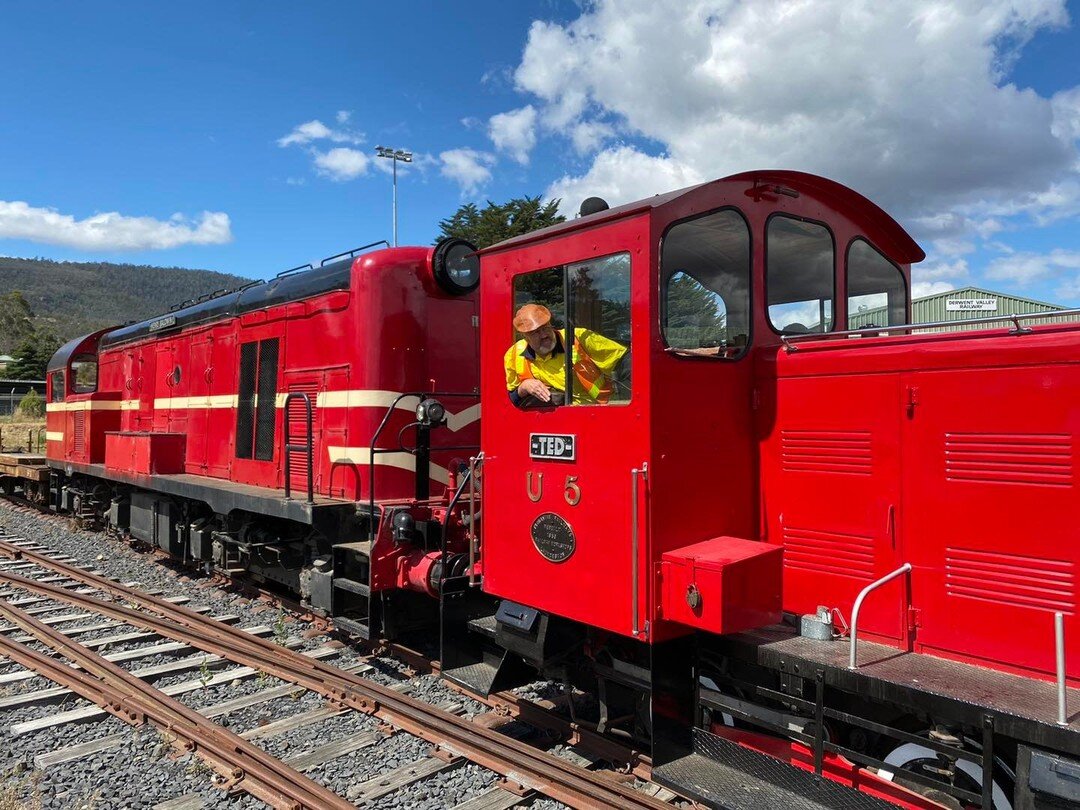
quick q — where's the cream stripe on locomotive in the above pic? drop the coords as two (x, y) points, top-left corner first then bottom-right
(152, 394), (239, 410)
(136, 389), (480, 431)
(326, 446), (451, 485)
(45, 401), (124, 412)
(45, 431), (64, 442)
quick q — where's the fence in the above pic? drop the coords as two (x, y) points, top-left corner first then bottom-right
(0, 380), (46, 416)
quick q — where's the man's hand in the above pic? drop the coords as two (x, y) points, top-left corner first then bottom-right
(517, 378), (551, 402)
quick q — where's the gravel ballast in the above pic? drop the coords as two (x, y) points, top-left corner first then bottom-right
(0, 501), (576, 809)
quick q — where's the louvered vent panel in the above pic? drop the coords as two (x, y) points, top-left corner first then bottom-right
(72, 411), (85, 456)
(945, 433), (1072, 488)
(946, 547), (1076, 614)
(782, 526), (875, 580)
(781, 430), (872, 475)
(286, 383), (320, 487)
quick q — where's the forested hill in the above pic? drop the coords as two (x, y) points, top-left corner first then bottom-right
(0, 257), (252, 345)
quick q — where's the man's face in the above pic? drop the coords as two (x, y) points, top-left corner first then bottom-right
(524, 324), (557, 357)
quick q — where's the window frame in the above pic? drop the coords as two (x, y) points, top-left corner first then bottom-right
(69, 354), (99, 394)
(658, 206), (753, 361)
(764, 212), (837, 337)
(509, 250), (633, 408)
(844, 236), (908, 329)
(50, 369), (65, 403)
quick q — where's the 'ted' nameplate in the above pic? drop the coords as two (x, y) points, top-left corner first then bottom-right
(530, 433), (576, 461)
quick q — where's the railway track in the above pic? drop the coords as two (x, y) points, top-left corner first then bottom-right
(0, 518), (684, 809)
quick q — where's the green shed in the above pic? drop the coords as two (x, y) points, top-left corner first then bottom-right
(847, 286), (1080, 333)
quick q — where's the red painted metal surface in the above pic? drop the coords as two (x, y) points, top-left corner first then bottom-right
(104, 432), (186, 475)
(659, 537), (782, 634)
(478, 170), (1078, 685)
(48, 247), (479, 504)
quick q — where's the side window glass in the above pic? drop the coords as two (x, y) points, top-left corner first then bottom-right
(508, 253), (631, 408)
(70, 355), (98, 394)
(661, 209), (751, 357)
(50, 370), (65, 402)
(767, 216), (834, 334)
(847, 239), (908, 328)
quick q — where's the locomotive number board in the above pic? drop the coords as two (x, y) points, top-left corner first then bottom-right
(530, 433), (576, 461)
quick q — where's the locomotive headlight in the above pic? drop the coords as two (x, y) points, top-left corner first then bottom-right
(432, 238), (480, 295)
(415, 398), (446, 427)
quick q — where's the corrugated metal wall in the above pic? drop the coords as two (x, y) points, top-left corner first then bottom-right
(848, 286), (1080, 333)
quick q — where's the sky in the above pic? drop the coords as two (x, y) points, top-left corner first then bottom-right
(1, 0), (1079, 307)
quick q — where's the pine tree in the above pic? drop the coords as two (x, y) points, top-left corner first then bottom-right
(6, 331), (62, 380)
(437, 196), (566, 249)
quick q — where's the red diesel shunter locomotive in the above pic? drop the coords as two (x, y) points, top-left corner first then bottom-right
(34, 171), (1079, 810)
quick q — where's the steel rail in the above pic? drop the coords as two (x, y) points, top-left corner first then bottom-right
(0, 593), (353, 810)
(0, 542), (670, 810)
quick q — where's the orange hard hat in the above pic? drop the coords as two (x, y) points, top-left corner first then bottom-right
(513, 303), (552, 333)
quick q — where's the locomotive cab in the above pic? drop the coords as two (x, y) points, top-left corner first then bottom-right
(45, 330), (118, 479)
(459, 173), (921, 678)
(443, 171), (939, 795)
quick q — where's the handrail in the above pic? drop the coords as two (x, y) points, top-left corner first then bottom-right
(1056, 612), (1069, 726)
(275, 263), (314, 279)
(320, 241), (391, 266)
(849, 563), (912, 669)
(468, 452), (483, 587)
(782, 307), (1080, 352)
(282, 392), (314, 503)
(631, 463), (648, 638)
(365, 391), (480, 541)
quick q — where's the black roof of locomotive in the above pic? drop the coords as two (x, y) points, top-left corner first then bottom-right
(98, 257), (354, 350)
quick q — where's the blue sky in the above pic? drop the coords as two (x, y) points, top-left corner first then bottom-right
(2, 1), (1079, 307)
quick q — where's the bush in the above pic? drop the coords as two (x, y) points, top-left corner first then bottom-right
(16, 389), (44, 419)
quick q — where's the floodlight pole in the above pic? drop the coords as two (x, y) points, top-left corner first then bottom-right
(375, 145), (413, 247)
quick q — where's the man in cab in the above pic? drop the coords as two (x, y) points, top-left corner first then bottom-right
(505, 303), (627, 408)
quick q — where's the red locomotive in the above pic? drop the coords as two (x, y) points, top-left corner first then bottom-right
(33, 171), (1080, 809)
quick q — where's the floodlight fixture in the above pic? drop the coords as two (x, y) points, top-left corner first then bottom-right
(375, 145), (414, 245)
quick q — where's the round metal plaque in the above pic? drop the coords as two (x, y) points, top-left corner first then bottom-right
(530, 513), (576, 563)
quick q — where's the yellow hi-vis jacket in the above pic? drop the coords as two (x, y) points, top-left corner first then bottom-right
(504, 328), (627, 405)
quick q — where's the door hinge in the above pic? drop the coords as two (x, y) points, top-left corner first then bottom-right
(907, 607), (921, 634)
(906, 386), (919, 415)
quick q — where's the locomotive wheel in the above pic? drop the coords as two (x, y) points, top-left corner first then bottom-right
(877, 742), (1013, 810)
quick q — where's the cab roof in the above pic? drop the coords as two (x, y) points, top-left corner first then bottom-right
(482, 170), (924, 265)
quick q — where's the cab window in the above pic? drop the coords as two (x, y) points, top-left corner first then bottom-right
(661, 209), (751, 358)
(767, 215), (835, 334)
(847, 239), (907, 328)
(70, 355), (98, 394)
(509, 252), (631, 408)
(50, 370), (65, 402)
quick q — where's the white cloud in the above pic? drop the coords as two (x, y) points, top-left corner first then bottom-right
(545, 145), (704, 214)
(488, 106), (538, 164)
(0, 200), (232, 251)
(277, 118), (364, 147)
(570, 120), (614, 155)
(912, 281), (958, 299)
(985, 248), (1080, 284)
(1051, 87), (1080, 143)
(915, 258), (970, 283)
(336, 110), (352, 124)
(439, 149), (496, 195)
(313, 148), (370, 181)
(505, 1), (1079, 230)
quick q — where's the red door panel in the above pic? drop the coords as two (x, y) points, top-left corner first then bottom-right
(763, 372), (905, 641)
(904, 365), (1079, 678)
